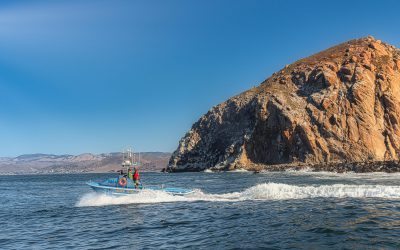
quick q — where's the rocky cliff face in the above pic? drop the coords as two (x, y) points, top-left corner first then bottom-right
(169, 36), (400, 171)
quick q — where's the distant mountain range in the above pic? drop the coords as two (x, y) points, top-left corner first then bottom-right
(0, 152), (171, 175)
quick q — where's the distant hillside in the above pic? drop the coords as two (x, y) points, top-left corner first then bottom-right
(0, 152), (171, 175)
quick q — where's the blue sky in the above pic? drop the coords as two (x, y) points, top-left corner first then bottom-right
(0, 0), (399, 156)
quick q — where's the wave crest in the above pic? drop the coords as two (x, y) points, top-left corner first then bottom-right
(76, 183), (400, 207)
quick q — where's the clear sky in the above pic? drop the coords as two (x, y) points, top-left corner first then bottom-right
(0, 0), (399, 156)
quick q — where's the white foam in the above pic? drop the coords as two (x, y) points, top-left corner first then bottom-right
(76, 190), (188, 207)
(230, 168), (249, 172)
(284, 170), (400, 180)
(240, 183), (400, 199)
(285, 167), (314, 173)
(76, 183), (400, 207)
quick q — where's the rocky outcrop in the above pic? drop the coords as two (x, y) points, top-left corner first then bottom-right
(169, 36), (400, 172)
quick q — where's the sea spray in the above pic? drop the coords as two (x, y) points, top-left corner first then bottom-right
(76, 183), (400, 207)
(76, 190), (189, 207)
(239, 183), (400, 200)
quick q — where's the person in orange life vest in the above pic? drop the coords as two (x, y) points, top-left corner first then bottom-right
(133, 167), (140, 188)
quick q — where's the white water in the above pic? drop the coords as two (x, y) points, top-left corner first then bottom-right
(230, 168), (249, 172)
(282, 169), (400, 180)
(76, 182), (400, 207)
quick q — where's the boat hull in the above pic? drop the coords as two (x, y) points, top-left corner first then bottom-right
(87, 181), (194, 196)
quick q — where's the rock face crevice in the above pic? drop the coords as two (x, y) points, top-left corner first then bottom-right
(169, 36), (400, 171)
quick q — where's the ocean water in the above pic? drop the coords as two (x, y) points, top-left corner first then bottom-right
(2, 171), (400, 249)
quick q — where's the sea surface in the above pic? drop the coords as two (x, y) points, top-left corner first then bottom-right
(1, 171), (400, 249)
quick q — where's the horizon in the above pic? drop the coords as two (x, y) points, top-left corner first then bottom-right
(1, 0), (400, 157)
(1, 151), (172, 158)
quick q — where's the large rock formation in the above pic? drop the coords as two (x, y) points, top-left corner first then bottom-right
(169, 36), (400, 171)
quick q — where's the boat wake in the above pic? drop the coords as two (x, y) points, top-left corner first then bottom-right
(76, 182), (400, 207)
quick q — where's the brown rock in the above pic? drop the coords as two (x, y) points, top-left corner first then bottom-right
(395, 59), (400, 70)
(169, 37), (400, 171)
(340, 65), (353, 75)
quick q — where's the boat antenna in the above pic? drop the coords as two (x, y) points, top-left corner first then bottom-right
(132, 148), (136, 166)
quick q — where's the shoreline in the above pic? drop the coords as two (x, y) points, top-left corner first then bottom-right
(0, 170), (165, 176)
(4, 161), (400, 175)
(169, 160), (400, 173)
(256, 161), (400, 173)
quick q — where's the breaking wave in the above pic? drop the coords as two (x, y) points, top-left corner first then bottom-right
(282, 169), (400, 180)
(76, 183), (400, 207)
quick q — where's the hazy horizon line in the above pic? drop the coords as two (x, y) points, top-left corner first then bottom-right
(0, 151), (172, 158)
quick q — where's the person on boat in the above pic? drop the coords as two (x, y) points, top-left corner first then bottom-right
(133, 167), (140, 188)
(128, 168), (133, 180)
